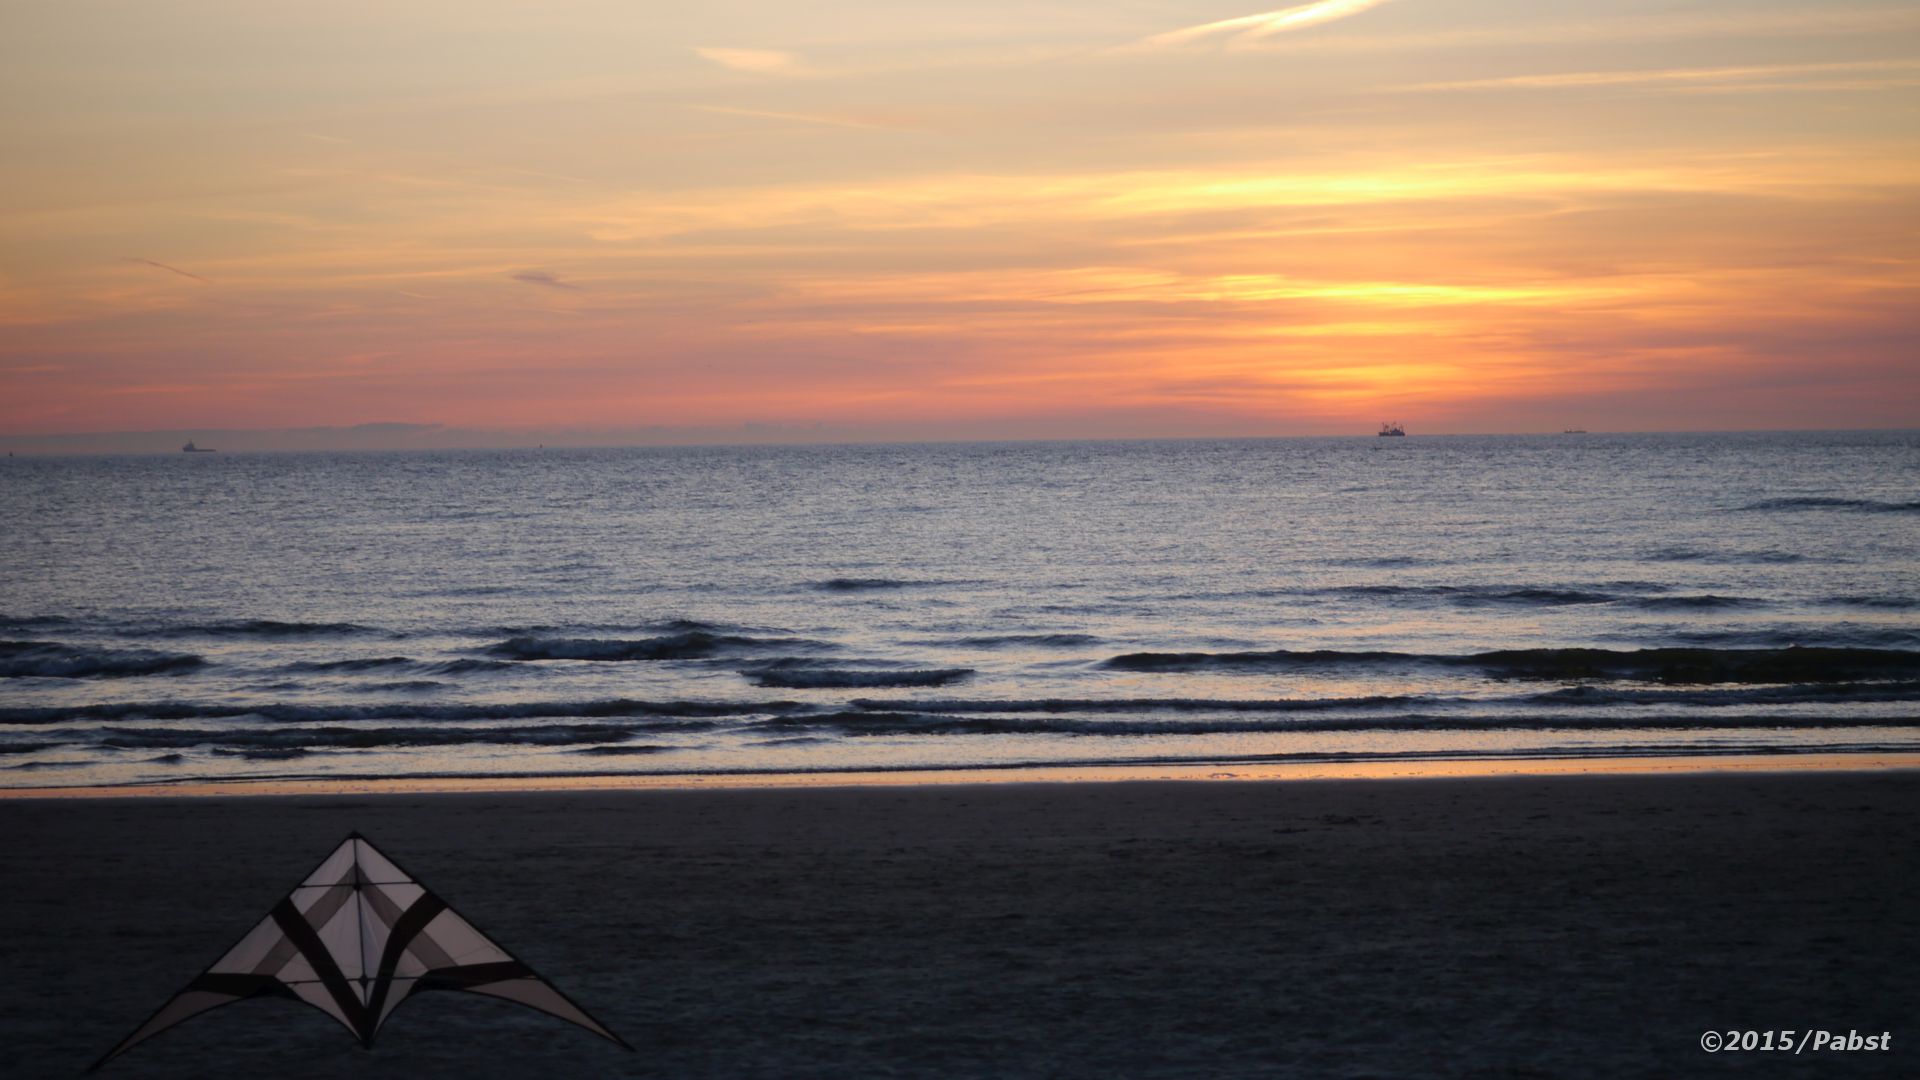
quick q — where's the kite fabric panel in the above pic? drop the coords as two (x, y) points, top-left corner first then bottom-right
(92, 832), (630, 1069)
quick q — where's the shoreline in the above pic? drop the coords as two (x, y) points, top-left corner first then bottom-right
(7, 748), (1917, 800)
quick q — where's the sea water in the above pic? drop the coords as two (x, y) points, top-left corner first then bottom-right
(2, 431), (1916, 788)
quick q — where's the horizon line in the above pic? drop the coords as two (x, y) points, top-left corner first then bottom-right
(3, 424), (1914, 457)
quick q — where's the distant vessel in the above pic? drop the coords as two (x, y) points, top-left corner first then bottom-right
(1563, 429), (1587, 434)
(181, 441), (216, 453)
(1377, 422), (1406, 437)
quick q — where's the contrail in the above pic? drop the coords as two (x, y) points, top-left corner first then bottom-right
(123, 257), (210, 284)
(1142, 0), (1396, 48)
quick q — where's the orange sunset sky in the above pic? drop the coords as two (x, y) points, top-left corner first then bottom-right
(2, 0), (1917, 448)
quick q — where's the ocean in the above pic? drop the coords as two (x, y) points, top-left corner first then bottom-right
(3, 431), (1916, 789)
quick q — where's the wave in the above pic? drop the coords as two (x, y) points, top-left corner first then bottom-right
(0, 641), (205, 679)
(0, 615), (75, 631)
(812, 578), (972, 592)
(1831, 595), (1919, 610)
(284, 656), (521, 676)
(925, 633), (1104, 648)
(0, 741), (63, 755)
(1617, 626), (1920, 650)
(1102, 646), (1920, 683)
(421, 657), (522, 674)
(1643, 547), (1809, 565)
(285, 656), (415, 672)
(1104, 648), (1424, 672)
(94, 723), (650, 751)
(747, 668), (974, 689)
(0, 698), (800, 726)
(146, 619), (377, 638)
(488, 631), (828, 662)
(1333, 555), (1444, 568)
(477, 618), (768, 637)
(1528, 681), (1920, 707)
(1630, 595), (1766, 611)
(1471, 647), (1920, 683)
(1323, 585), (1619, 606)
(848, 695), (1439, 714)
(1320, 583), (1716, 608)
(1738, 497), (1920, 514)
(572, 744), (677, 756)
(771, 710), (1920, 738)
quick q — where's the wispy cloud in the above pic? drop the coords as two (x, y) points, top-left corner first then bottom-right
(122, 257), (210, 284)
(691, 105), (903, 130)
(1140, 0), (1395, 49)
(1403, 59), (1920, 93)
(1235, 7), (1920, 55)
(509, 270), (579, 290)
(693, 47), (803, 74)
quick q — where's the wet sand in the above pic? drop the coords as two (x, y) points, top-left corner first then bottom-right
(3, 769), (1915, 1077)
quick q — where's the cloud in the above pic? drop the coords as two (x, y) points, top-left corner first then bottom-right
(691, 105), (902, 130)
(122, 257), (209, 284)
(1139, 0), (1395, 49)
(1232, 6), (1920, 55)
(509, 270), (580, 290)
(1402, 59), (1920, 93)
(693, 47), (802, 74)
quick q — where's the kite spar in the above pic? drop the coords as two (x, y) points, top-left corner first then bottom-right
(93, 832), (630, 1069)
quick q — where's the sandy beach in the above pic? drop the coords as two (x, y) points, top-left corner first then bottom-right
(2, 767), (1914, 1078)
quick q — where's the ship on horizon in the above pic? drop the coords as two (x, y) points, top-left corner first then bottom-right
(1378, 422), (1406, 437)
(181, 440), (216, 453)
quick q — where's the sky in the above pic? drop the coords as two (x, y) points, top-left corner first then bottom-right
(2, 0), (1917, 448)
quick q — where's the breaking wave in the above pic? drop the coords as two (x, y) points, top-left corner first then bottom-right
(0, 641), (205, 679)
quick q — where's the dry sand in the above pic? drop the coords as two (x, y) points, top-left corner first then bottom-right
(3, 770), (1915, 1077)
